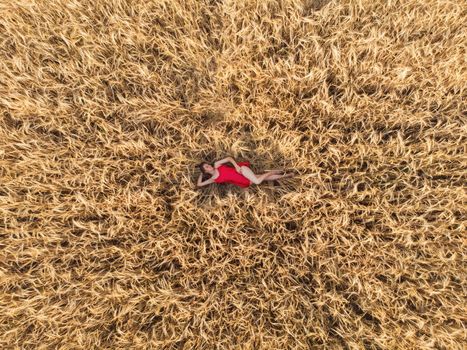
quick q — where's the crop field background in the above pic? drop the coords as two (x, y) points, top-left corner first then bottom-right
(1, 0), (466, 349)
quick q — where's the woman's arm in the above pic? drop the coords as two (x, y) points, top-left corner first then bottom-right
(197, 174), (215, 187)
(214, 156), (238, 169)
(227, 157), (241, 173)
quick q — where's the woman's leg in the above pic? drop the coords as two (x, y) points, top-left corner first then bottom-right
(240, 166), (276, 185)
(263, 169), (285, 172)
(264, 173), (294, 181)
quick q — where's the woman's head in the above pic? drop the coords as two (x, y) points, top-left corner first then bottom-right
(197, 161), (214, 175)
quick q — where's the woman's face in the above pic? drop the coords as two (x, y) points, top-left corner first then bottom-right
(203, 164), (214, 172)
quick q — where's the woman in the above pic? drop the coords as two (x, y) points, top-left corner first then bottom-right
(196, 156), (294, 188)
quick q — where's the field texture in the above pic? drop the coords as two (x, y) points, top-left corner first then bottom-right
(1, 0), (466, 349)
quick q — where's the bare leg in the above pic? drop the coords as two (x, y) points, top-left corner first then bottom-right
(255, 171), (279, 184)
(264, 173), (295, 181)
(263, 168), (286, 172)
(240, 166), (278, 185)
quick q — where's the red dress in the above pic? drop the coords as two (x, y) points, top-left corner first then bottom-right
(214, 161), (252, 188)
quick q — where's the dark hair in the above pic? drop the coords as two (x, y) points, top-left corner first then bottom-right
(196, 161), (213, 180)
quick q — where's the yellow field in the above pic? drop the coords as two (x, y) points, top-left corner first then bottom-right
(1, 0), (465, 348)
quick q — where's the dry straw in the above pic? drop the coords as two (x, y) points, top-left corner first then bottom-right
(0, 0), (466, 349)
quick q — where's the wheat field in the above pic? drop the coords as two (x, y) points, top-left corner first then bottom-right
(1, 0), (466, 349)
